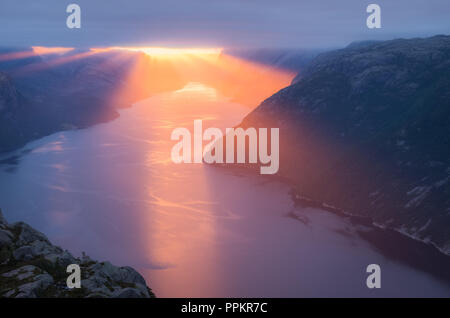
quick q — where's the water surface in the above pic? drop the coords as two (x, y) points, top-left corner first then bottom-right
(1, 80), (449, 297)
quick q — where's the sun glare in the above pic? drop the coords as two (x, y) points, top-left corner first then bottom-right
(31, 46), (74, 55)
(90, 46), (223, 59)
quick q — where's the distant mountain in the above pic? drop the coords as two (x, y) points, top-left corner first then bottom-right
(0, 48), (183, 153)
(0, 46), (321, 153)
(0, 50), (123, 152)
(223, 47), (325, 77)
(240, 35), (450, 254)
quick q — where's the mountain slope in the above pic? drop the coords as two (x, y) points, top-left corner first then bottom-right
(0, 50), (143, 153)
(240, 35), (450, 253)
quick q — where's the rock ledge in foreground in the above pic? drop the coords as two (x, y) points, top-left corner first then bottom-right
(0, 208), (155, 298)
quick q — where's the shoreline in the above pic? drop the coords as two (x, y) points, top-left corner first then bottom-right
(211, 163), (450, 285)
(1, 96), (450, 289)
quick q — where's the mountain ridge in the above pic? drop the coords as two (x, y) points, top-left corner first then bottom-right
(240, 35), (450, 254)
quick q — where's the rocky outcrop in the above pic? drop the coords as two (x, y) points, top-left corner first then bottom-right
(240, 35), (450, 254)
(0, 208), (155, 298)
(0, 72), (19, 113)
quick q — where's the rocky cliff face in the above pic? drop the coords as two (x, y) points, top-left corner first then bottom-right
(0, 73), (19, 113)
(0, 209), (154, 298)
(240, 35), (450, 254)
(0, 72), (30, 153)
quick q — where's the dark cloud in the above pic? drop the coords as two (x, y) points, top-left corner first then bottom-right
(0, 0), (449, 48)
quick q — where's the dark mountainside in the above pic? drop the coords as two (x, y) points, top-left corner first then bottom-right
(240, 35), (450, 254)
(0, 48), (185, 153)
(224, 47), (324, 76)
(0, 50), (123, 153)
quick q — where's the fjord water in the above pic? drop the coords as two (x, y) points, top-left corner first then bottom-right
(1, 77), (450, 296)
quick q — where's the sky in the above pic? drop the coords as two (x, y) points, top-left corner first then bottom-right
(0, 0), (449, 49)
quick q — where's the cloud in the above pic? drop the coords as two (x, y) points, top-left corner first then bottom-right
(0, 0), (449, 48)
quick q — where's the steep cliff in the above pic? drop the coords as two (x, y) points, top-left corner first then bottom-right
(240, 35), (450, 254)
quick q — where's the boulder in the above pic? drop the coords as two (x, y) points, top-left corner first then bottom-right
(2, 265), (39, 280)
(14, 273), (54, 298)
(12, 222), (50, 246)
(44, 250), (76, 266)
(89, 262), (147, 286)
(0, 229), (13, 247)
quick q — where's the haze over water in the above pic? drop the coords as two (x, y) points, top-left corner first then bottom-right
(0, 56), (449, 297)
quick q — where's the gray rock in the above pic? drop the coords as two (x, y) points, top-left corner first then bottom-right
(117, 266), (147, 286)
(13, 222), (50, 246)
(44, 250), (76, 266)
(14, 273), (54, 298)
(2, 265), (39, 280)
(80, 276), (109, 294)
(113, 287), (143, 298)
(13, 246), (35, 261)
(12, 240), (62, 261)
(0, 209), (154, 298)
(89, 262), (147, 286)
(29, 240), (62, 256)
(134, 283), (151, 298)
(3, 289), (16, 297)
(0, 228), (13, 247)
